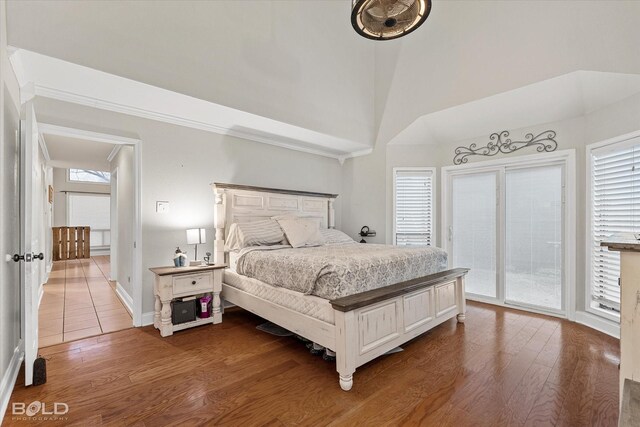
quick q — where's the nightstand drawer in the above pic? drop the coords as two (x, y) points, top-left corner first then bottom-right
(173, 273), (212, 296)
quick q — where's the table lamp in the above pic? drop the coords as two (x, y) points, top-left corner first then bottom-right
(186, 228), (206, 266)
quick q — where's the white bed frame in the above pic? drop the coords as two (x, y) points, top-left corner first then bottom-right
(212, 183), (468, 391)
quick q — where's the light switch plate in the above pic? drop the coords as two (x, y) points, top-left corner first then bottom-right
(156, 201), (170, 213)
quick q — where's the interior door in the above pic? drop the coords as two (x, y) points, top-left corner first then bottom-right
(20, 101), (41, 386)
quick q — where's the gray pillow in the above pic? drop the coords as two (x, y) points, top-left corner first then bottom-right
(225, 219), (285, 250)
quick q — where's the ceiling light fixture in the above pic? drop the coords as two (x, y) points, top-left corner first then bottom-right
(351, 0), (431, 41)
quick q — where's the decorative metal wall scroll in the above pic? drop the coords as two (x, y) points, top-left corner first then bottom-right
(453, 130), (558, 165)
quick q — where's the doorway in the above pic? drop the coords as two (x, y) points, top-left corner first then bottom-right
(30, 122), (142, 350)
(443, 151), (576, 317)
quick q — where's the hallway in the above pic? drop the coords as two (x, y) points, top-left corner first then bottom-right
(38, 256), (132, 347)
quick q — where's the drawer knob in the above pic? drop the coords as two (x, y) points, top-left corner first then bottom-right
(191, 280), (197, 285)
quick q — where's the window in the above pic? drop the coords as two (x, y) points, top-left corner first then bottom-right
(68, 194), (111, 248)
(393, 168), (434, 246)
(68, 168), (110, 184)
(590, 138), (640, 316)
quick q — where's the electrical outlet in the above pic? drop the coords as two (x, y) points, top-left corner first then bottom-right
(156, 201), (170, 213)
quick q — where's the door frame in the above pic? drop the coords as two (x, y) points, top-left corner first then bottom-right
(441, 149), (576, 320)
(37, 123), (143, 326)
(110, 167), (119, 281)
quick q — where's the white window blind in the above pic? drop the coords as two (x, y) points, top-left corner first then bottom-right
(394, 169), (433, 246)
(591, 141), (640, 313)
(68, 194), (111, 248)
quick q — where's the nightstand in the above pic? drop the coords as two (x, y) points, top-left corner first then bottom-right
(149, 264), (226, 337)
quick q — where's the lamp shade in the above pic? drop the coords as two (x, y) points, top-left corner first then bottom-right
(186, 228), (206, 245)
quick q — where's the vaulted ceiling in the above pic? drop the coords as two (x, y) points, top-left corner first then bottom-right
(388, 70), (640, 146)
(6, 1), (640, 156)
(375, 1), (640, 145)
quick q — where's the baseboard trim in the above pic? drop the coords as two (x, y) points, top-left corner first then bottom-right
(115, 282), (133, 316)
(575, 311), (620, 339)
(0, 341), (24, 421)
(90, 248), (111, 257)
(141, 311), (155, 327)
(465, 295), (566, 319)
(44, 262), (52, 284)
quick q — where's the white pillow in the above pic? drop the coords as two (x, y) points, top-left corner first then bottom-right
(225, 223), (242, 251)
(320, 228), (355, 245)
(276, 218), (325, 248)
(225, 220), (285, 251)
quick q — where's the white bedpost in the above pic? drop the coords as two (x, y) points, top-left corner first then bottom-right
(213, 188), (226, 265)
(456, 275), (466, 323)
(328, 198), (336, 229)
(335, 310), (356, 391)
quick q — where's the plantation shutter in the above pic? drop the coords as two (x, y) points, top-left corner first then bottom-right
(395, 169), (433, 246)
(591, 141), (640, 313)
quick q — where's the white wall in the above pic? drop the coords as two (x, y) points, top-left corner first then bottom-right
(111, 146), (135, 298)
(337, 41), (403, 243)
(341, 142), (386, 244)
(33, 96), (343, 317)
(0, 0), (23, 417)
(51, 167), (110, 227)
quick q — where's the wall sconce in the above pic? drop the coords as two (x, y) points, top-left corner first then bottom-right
(186, 228), (206, 266)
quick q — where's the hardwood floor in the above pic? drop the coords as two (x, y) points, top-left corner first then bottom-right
(4, 302), (619, 426)
(38, 257), (132, 347)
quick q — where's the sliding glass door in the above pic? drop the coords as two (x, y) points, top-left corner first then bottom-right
(447, 161), (566, 315)
(504, 165), (563, 311)
(452, 172), (498, 298)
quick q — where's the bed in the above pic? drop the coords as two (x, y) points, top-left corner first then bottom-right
(212, 182), (468, 391)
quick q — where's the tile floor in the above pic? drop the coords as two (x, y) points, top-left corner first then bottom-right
(38, 256), (132, 348)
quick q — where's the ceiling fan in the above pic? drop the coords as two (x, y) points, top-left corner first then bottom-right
(351, 0), (432, 41)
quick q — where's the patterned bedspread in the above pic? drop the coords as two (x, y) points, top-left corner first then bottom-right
(235, 243), (448, 300)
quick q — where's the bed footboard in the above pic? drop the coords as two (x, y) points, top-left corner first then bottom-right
(330, 268), (469, 391)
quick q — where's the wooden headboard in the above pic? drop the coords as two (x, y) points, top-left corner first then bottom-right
(211, 182), (338, 264)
